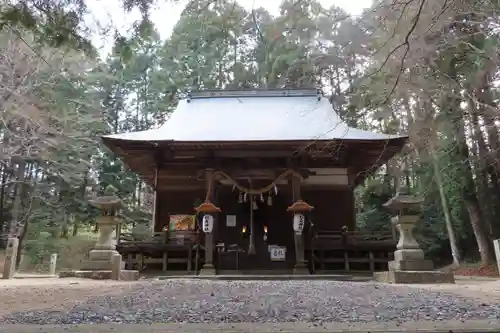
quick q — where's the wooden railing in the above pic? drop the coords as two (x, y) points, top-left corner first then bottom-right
(312, 230), (395, 249)
(118, 230), (201, 246)
(309, 230), (396, 273)
(115, 228), (396, 274)
(116, 230), (203, 273)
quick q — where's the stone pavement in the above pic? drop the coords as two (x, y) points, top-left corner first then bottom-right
(2, 320), (500, 333)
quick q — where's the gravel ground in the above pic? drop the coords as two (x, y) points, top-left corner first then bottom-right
(3, 320), (500, 333)
(0, 278), (138, 316)
(1, 280), (500, 325)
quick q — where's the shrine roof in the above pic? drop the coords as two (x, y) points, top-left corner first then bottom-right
(102, 88), (407, 144)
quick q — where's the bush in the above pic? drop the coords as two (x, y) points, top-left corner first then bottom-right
(20, 232), (98, 272)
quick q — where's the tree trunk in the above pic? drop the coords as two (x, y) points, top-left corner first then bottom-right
(60, 213), (69, 238)
(72, 222), (79, 236)
(457, 119), (492, 264)
(0, 164), (7, 247)
(477, 72), (500, 172)
(468, 97), (496, 237)
(9, 159), (26, 238)
(137, 181), (142, 209)
(443, 59), (492, 265)
(475, 80), (500, 239)
(13, 160), (32, 270)
(429, 141), (461, 266)
(74, 169), (89, 237)
(15, 219), (28, 269)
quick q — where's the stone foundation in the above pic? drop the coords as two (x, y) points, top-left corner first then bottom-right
(88, 248), (120, 261)
(388, 259), (434, 271)
(292, 264), (309, 275)
(199, 265), (216, 276)
(81, 260), (125, 271)
(81, 248), (122, 271)
(59, 270), (139, 281)
(373, 270), (455, 284)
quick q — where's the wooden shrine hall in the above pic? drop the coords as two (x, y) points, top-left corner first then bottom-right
(102, 88), (408, 275)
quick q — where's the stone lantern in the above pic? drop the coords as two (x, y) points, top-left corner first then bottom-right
(287, 200), (314, 274)
(373, 188), (455, 284)
(82, 185), (122, 271)
(202, 214), (214, 233)
(287, 200), (313, 235)
(195, 200), (221, 275)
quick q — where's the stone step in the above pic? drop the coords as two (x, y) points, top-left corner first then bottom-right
(158, 274), (356, 281)
(59, 270), (139, 281)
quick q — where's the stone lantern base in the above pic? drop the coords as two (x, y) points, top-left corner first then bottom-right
(373, 205), (455, 284)
(81, 220), (121, 271)
(81, 249), (121, 271)
(373, 241), (455, 284)
(374, 237), (455, 284)
(374, 270), (455, 284)
(389, 249), (434, 271)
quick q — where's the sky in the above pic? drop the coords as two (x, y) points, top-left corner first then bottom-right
(85, 0), (372, 56)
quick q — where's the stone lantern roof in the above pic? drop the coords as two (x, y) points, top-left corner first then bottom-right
(89, 185), (122, 213)
(383, 188), (423, 215)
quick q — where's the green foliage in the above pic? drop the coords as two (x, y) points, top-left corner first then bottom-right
(0, 0), (182, 54)
(21, 230), (97, 271)
(0, 2), (94, 54)
(414, 147), (470, 259)
(355, 178), (393, 233)
(104, 184), (119, 196)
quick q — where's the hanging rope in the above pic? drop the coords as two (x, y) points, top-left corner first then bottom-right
(204, 169), (302, 202)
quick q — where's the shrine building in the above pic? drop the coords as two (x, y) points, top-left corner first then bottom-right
(103, 88), (407, 275)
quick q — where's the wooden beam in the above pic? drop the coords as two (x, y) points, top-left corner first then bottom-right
(132, 163), (345, 188)
(300, 183), (350, 189)
(159, 158), (344, 169)
(157, 185), (204, 191)
(212, 150), (297, 158)
(110, 137), (406, 189)
(145, 166), (318, 182)
(157, 168), (201, 179)
(156, 178), (203, 190)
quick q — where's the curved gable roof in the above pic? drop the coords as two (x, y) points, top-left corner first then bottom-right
(103, 89), (407, 143)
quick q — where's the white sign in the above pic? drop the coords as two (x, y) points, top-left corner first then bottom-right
(270, 246), (286, 261)
(176, 234), (185, 245)
(226, 215), (236, 227)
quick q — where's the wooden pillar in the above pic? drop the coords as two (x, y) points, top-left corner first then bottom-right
(149, 167), (159, 234)
(291, 174), (308, 274)
(248, 181), (256, 254)
(200, 169), (216, 275)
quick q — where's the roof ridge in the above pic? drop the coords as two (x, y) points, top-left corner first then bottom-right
(187, 88), (323, 100)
